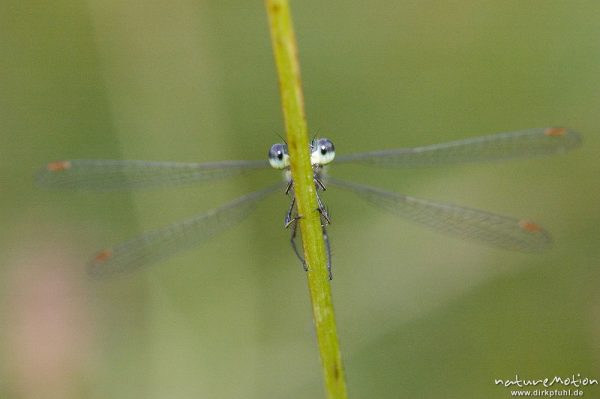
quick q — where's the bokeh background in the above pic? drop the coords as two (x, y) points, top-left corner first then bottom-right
(1, 1), (599, 398)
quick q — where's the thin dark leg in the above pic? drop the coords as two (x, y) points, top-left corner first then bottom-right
(285, 191), (307, 271)
(285, 179), (294, 195)
(315, 191), (331, 225)
(289, 219), (308, 271)
(315, 178), (332, 279)
(322, 224), (332, 280)
(314, 176), (326, 191)
(285, 196), (298, 228)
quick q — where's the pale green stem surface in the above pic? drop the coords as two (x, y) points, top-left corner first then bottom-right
(265, 1), (348, 398)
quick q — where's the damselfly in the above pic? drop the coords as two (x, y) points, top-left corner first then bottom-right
(37, 127), (581, 279)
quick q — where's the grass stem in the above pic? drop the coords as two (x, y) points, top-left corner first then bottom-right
(265, 1), (348, 398)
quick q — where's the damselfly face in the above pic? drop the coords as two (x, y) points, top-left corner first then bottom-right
(267, 138), (336, 170)
(38, 127), (581, 278)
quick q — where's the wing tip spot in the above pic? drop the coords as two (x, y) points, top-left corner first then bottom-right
(519, 219), (543, 233)
(544, 127), (567, 137)
(93, 249), (113, 263)
(47, 161), (72, 172)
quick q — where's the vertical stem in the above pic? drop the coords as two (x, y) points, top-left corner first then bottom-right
(265, 1), (348, 398)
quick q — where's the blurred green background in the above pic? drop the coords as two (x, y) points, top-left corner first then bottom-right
(1, 1), (599, 398)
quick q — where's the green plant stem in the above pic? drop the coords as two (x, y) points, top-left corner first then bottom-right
(265, 1), (348, 398)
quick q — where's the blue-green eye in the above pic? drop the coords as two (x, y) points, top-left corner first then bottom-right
(311, 138), (335, 165)
(268, 143), (290, 169)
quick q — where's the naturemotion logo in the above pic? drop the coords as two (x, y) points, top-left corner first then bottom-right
(494, 374), (598, 389)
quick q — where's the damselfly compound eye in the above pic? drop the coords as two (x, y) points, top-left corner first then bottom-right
(311, 138), (335, 166)
(268, 143), (290, 169)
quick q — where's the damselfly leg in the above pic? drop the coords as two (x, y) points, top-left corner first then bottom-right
(284, 169), (334, 279)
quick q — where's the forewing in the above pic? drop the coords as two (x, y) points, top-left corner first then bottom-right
(37, 159), (270, 190)
(336, 128), (581, 167)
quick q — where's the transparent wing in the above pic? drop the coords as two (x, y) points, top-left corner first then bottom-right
(328, 177), (552, 252)
(88, 184), (281, 276)
(335, 127), (581, 167)
(37, 159), (271, 190)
